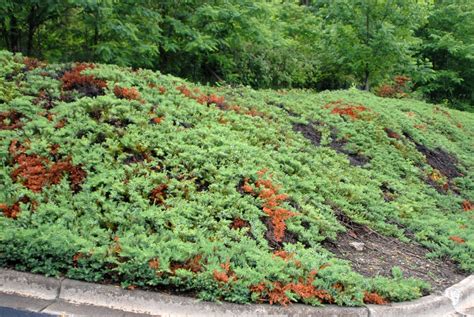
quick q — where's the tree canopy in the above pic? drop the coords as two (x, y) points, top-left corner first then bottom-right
(1, 0), (472, 111)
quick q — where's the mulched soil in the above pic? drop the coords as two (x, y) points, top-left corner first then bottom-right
(106, 118), (133, 128)
(322, 208), (467, 293)
(403, 132), (462, 194)
(329, 128), (370, 167)
(293, 122), (322, 146)
(269, 101), (300, 117)
(403, 132), (462, 180)
(380, 182), (396, 202)
(32, 90), (55, 110)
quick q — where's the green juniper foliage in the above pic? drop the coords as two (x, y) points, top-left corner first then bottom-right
(0, 51), (472, 306)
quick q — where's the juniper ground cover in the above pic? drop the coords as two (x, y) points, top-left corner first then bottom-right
(0, 51), (473, 306)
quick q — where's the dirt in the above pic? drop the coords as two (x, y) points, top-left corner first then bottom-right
(106, 118), (133, 128)
(269, 101), (300, 117)
(195, 178), (210, 191)
(32, 90), (56, 110)
(293, 122), (322, 146)
(380, 182), (396, 202)
(173, 120), (194, 128)
(322, 208), (467, 293)
(94, 132), (107, 144)
(123, 152), (147, 165)
(88, 109), (102, 120)
(328, 127), (370, 167)
(403, 132), (461, 180)
(384, 128), (401, 140)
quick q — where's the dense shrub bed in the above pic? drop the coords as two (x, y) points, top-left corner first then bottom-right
(0, 51), (472, 306)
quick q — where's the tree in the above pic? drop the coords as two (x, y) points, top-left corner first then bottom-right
(310, 0), (427, 90)
(0, 0), (73, 55)
(416, 0), (474, 111)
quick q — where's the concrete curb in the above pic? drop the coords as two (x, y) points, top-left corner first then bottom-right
(0, 268), (473, 316)
(444, 275), (474, 313)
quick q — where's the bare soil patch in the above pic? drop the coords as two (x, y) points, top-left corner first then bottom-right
(292, 122), (322, 146)
(322, 208), (467, 293)
(329, 128), (370, 167)
(403, 132), (461, 180)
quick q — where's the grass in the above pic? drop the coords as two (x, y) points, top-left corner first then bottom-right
(0, 50), (473, 306)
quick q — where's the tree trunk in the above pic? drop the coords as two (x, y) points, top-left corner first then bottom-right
(27, 22), (35, 56)
(364, 63), (370, 91)
(363, 3), (370, 91)
(9, 16), (20, 52)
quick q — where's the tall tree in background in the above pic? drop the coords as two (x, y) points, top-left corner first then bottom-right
(311, 0), (427, 90)
(41, 0), (162, 68)
(0, 0), (71, 55)
(416, 0), (474, 111)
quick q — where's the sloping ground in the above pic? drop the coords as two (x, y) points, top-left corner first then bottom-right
(0, 51), (473, 307)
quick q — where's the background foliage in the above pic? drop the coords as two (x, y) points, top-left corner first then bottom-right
(0, 0), (473, 111)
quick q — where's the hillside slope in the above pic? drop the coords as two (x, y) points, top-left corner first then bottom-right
(0, 51), (473, 306)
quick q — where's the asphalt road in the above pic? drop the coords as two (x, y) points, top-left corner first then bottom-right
(0, 307), (53, 317)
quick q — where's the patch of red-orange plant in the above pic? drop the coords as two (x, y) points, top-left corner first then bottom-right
(72, 252), (83, 267)
(363, 292), (388, 304)
(245, 108), (265, 117)
(414, 124), (427, 130)
(148, 258), (160, 270)
(9, 140), (86, 192)
(323, 99), (344, 109)
(376, 75), (410, 98)
(0, 202), (21, 219)
(150, 117), (163, 124)
(213, 260), (237, 284)
(61, 64), (107, 93)
(376, 85), (397, 98)
(272, 250), (294, 261)
(55, 119), (67, 129)
(384, 128), (401, 140)
(170, 254), (203, 274)
(32, 90), (55, 110)
(176, 84), (265, 117)
(149, 184), (168, 205)
(158, 86), (167, 94)
(213, 270), (230, 283)
(0, 111), (24, 130)
(241, 177), (254, 194)
(111, 236), (122, 254)
(23, 57), (46, 70)
(241, 169), (297, 242)
(50, 144), (60, 156)
(45, 112), (54, 121)
(176, 85), (193, 97)
(449, 236), (465, 244)
(207, 94), (225, 106)
(230, 217), (250, 229)
(324, 100), (368, 120)
(250, 270), (332, 306)
(113, 85), (141, 100)
(330, 105), (367, 120)
(462, 200), (473, 211)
